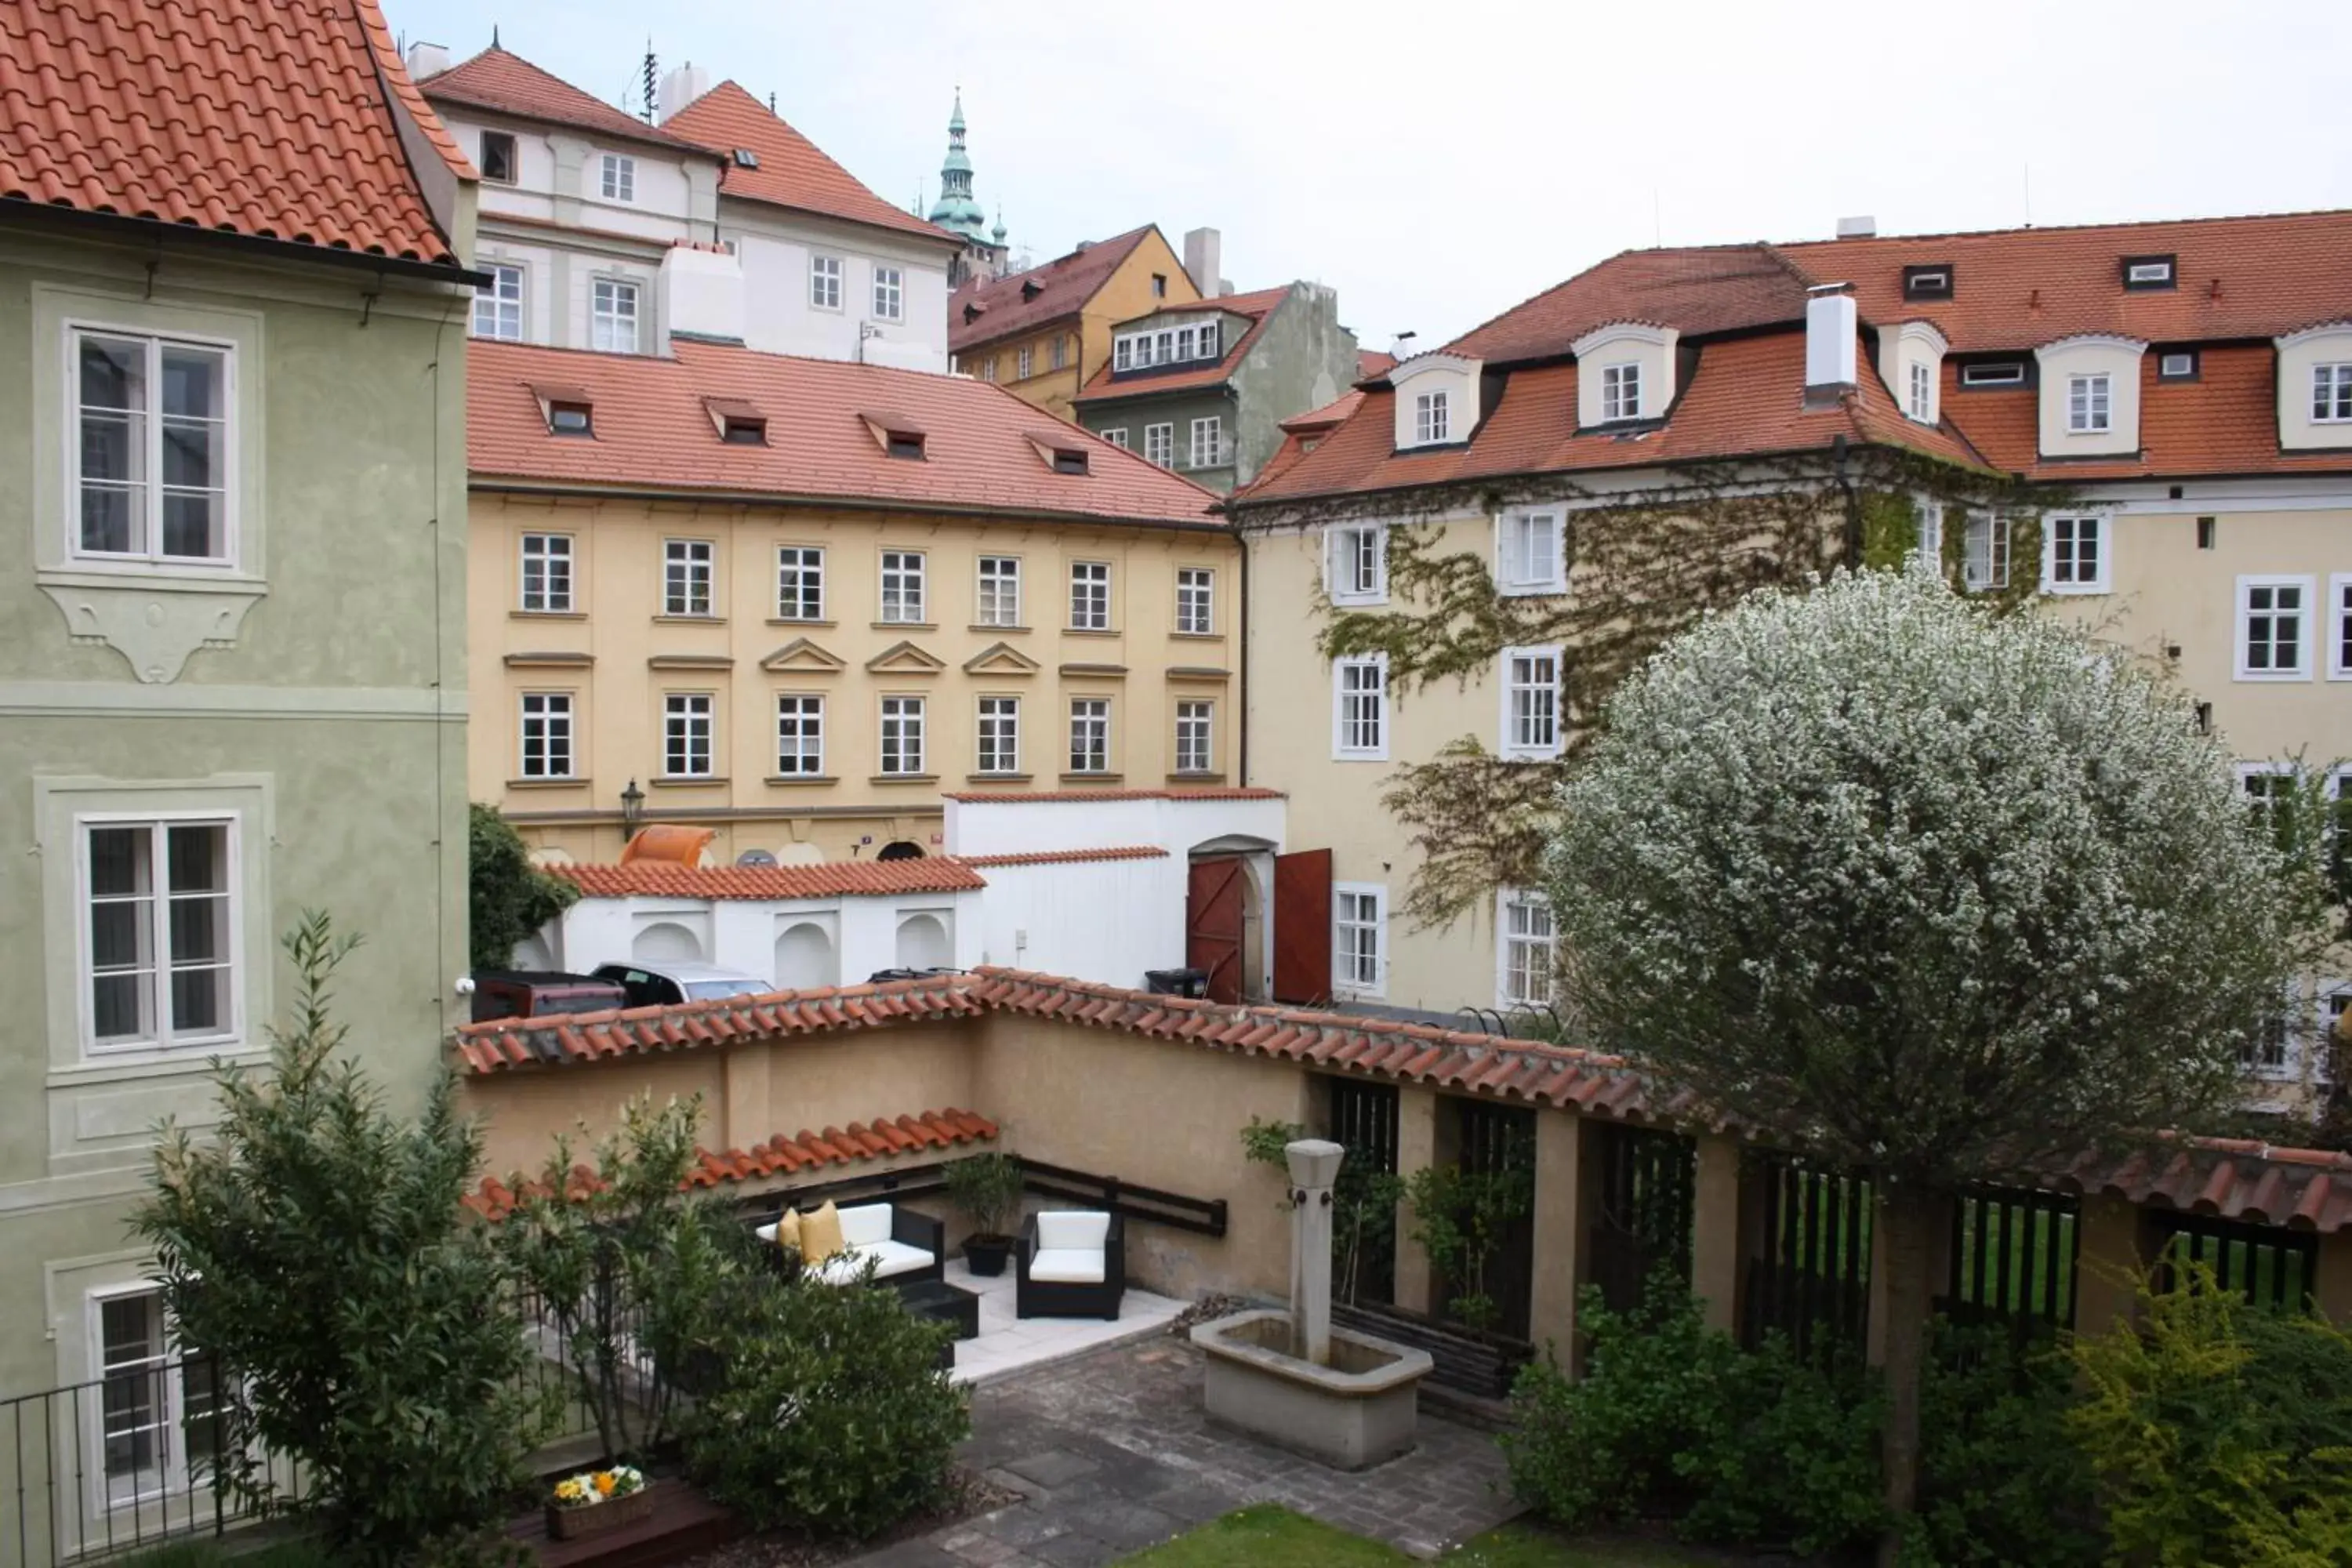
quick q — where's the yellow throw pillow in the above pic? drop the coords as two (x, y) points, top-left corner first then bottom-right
(797, 1200), (845, 1262)
(770, 1208), (802, 1254)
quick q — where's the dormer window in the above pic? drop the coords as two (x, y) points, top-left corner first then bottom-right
(2036, 336), (2144, 455)
(1907, 361), (1933, 420)
(2068, 373), (2112, 433)
(1902, 264), (1954, 301)
(1022, 279), (1044, 301)
(1959, 361), (2026, 387)
(1112, 318), (1223, 374)
(2158, 350), (2200, 381)
(2314, 363), (2352, 423)
(705, 397), (766, 445)
(1600, 363), (1641, 422)
(887, 434), (924, 459)
(1053, 449), (1088, 474)
(2122, 255), (2176, 291)
(1415, 390), (1450, 444)
(731, 147), (759, 169)
(860, 412), (926, 459)
(1028, 432), (1091, 474)
(1881, 320), (1949, 427)
(533, 383), (594, 437)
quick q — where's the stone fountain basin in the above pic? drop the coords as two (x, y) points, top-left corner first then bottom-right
(1191, 1309), (1433, 1470)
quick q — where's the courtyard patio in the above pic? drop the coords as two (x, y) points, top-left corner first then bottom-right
(944, 1258), (1187, 1387)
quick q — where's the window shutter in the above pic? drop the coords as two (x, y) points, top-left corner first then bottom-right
(1325, 526), (1344, 591)
(1498, 517), (1527, 587)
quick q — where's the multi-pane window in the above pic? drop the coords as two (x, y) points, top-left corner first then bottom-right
(94, 1287), (220, 1508)
(479, 129), (517, 184)
(1175, 567), (1215, 634)
(1174, 700), (1213, 774)
(591, 278), (640, 353)
(2238, 577), (2311, 679)
(1334, 886), (1385, 995)
(873, 266), (903, 321)
(520, 532), (573, 612)
(2311, 363), (2352, 423)
(1144, 423), (1174, 467)
(880, 695), (925, 775)
(1500, 893), (1555, 1007)
(2332, 575), (2352, 679)
(1189, 416), (1225, 468)
(663, 539), (713, 616)
(663, 694), (713, 777)
(1962, 514), (2011, 590)
(775, 546), (824, 621)
(74, 329), (231, 564)
(1600, 362), (1640, 422)
(1069, 699), (1110, 773)
(810, 256), (843, 310)
(975, 358), (996, 383)
(599, 153), (635, 201)
(1050, 335), (1069, 370)
(1327, 523), (1386, 604)
(1498, 510), (1566, 594)
(519, 692), (573, 779)
(1016, 345), (1033, 379)
(472, 263), (523, 340)
(880, 550), (926, 622)
(977, 556), (1022, 626)
(1502, 647), (1563, 757)
(2067, 373), (2111, 433)
(976, 696), (1020, 775)
(1414, 390), (1450, 444)
(1069, 561), (1111, 630)
(1100, 427), (1128, 449)
(2042, 514), (2107, 593)
(1334, 654), (1388, 758)
(1907, 360), (1933, 421)
(84, 818), (234, 1050)
(775, 695), (824, 775)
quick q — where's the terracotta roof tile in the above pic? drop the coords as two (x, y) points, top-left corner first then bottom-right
(2058, 1137), (2352, 1235)
(1280, 389), (1367, 434)
(1074, 286), (1294, 405)
(1357, 350), (1396, 380)
(956, 846), (1169, 868)
(421, 45), (707, 151)
(951, 226), (1167, 354)
(942, 786), (1283, 804)
(1446, 245), (1813, 365)
(469, 338), (1220, 526)
(660, 81), (954, 245)
(0, 0), (466, 263)
(554, 858), (986, 900)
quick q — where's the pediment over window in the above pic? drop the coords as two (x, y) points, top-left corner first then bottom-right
(760, 637), (846, 673)
(963, 641), (1040, 676)
(866, 640), (946, 675)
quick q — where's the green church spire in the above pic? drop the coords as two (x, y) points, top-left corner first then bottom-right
(927, 87), (989, 242)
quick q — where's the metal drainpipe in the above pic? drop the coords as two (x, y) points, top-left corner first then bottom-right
(1236, 518), (1250, 786)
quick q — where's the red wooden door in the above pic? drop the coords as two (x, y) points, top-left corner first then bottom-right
(1185, 857), (1247, 1003)
(1272, 848), (1332, 1004)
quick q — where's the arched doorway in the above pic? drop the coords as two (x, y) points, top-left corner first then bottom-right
(774, 922), (836, 990)
(895, 912), (951, 970)
(877, 840), (926, 861)
(631, 921), (703, 964)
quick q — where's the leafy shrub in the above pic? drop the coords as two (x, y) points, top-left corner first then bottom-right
(1907, 1319), (2100, 1568)
(1404, 1149), (1534, 1334)
(1671, 1334), (1882, 1555)
(942, 1151), (1025, 1240)
(468, 802), (576, 971)
(682, 1269), (971, 1539)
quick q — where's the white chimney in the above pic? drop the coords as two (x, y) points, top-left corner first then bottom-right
(405, 41), (451, 81)
(660, 244), (746, 343)
(656, 63), (710, 124)
(1183, 227), (1224, 299)
(1835, 215), (1877, 239)
(1805, 282), (1858, 399)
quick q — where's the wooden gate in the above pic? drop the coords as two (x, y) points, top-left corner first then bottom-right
(1271, 848), (1331, 1004)
(1742, 1151), (1873, 1359)
(1588, 1123), (1697, 1315)
(1184, 857), (1245, 1003)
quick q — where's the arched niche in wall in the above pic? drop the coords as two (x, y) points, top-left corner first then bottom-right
(775, 921), (837, 991)
(631, 920), (704, 964)
(895, 911), (951, 971)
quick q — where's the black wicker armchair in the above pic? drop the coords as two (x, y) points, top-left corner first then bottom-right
(1014, 1210), (1124, 1320)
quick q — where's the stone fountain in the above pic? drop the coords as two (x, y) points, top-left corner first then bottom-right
(1191, 1138), (1432, 1469)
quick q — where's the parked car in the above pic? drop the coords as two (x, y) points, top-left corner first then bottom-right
(469, 970), (627, 1024)
(590, 961), (774, 1009)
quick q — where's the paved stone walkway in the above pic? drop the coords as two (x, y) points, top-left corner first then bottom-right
(849, 1334), (1518, 1566)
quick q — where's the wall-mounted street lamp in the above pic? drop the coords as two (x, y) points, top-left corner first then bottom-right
(620, 777), (645, 833)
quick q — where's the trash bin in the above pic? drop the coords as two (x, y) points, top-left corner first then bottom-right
(1144, 967), (1210, 998)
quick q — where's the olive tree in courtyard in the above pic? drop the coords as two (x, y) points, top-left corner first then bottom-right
(1543, 568), (2327, 1560)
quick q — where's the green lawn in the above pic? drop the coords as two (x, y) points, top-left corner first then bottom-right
(1119, 1504), (1728, 1566)
(116, 1540), (334, 1568)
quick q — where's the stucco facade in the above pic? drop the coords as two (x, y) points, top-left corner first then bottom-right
(957, 228), (1200, 423)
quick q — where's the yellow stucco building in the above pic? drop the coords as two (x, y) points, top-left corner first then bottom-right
(949, 224), (1200, 423)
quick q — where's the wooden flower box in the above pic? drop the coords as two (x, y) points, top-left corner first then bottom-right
(545, 1481), (655, 1541)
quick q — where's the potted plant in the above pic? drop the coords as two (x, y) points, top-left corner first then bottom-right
(546, 1462), (652, 1540)
(945, 1152), (1023, 1276)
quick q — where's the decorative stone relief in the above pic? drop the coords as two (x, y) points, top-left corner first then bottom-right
(39, 579), (267, 683)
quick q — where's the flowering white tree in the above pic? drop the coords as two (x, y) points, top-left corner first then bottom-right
(1544, 568), (2325, 1559)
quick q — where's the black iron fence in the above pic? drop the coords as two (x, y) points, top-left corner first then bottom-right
(2151, 1210), (2319, 1312)
(1742, 1150), (1874, 1359)
(1941, 1185), (2079, 1330)
(1588, 1122), (1697, 1315)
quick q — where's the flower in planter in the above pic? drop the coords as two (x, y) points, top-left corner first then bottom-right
(552, 1463), (646, 1508)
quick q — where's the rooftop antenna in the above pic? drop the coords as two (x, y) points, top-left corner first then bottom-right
(641, 39), (656, 124)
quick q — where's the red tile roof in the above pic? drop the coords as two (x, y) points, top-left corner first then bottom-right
(950, 225), (1164, 354)
(1447, 244), (1812, 365)
(956, 846), (1170, 868)
(2059, 1137), (2352, 1236)
(660, 81), (955, 245)
(0, 0), (468, 264)
(468, 338), (1220, 527)
(1279, 389), (1367, 434)
(684, 1109), (999, 1189)
(420, 45), (708, 151)
(942, 786), (1283, 804)
(554, 858), (985, 901)
(1073, 286), (1293, 405)
(1357, 350), (1397, 381)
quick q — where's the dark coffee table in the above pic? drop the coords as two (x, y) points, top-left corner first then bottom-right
(898, 1277), (980, 1365)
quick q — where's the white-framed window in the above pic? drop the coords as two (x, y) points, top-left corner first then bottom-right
(2331, 573), (2352, 680)
(1174, 699), (1214, 774)
(1175, 567), (1215, 634)
(1325, 522), (1388, 604)
(2067, 372), (2111, 434)
(2312, 363), (2352, 423)
(663, 538), (713, 616)
(810, 255), (843, 310)
(663, 693), (713, 778)
(1962, 513), (2010, 591)
(1599, 362), (1640, 422)
(1497, 510), (1566, 595)
(1414, 390), (1450, 444)
(1497, 890), (1555, 1008)
(775, 546), (823, 621)
(590, 278), (640, 353)
(89, 1284), (222, 1512)
(1100, 427), (1128, 449)
(1915, 501), (1944, 569)
(71, 327), (234, 565)
(1015, 345), (1033, 379)
(775, 695), (824, 775)
(880, 550), (926, 623)
(1333, 654), (1389, 760)
(1068, 698), (1111, 774)
(2237, 575), (2315, 681)
(977, 555), (1022, 626)
(1333, 884), (1386, 997)
(1501, 645), (1563, 759)
(2042, 514), (2109, 593)
(1114, 337), (1133, 372)
(975, 358), (996, 383)
(1907, 361), (1933, 422)
(82, 816), (237, 1051)
(1144, 423), (1174, 467)
(1050, 335), (1068, 371)
(880, 695), (926, 775)
(1069, 561), (1111, 630)
(1189, 416), (1225, 468)
(873, 266), (903, 322)
(519, 692), (573, 779)
(599, 153), (635, 202)
(2241, 1000), (2295, 1080)
(520, 532), (573, 612)
(478, 129), (517, 185)
(472, 263), (523, 340)
(976, 696), (1020, 775)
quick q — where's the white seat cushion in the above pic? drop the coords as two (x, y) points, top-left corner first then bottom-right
(837, 1204), (892, 1248)
(1028, 1247), (1106, 1284)
(753, 1221), (782, 1245)
(1035, 1211), (1110, 1251)
(808, 1239), (935, 1286)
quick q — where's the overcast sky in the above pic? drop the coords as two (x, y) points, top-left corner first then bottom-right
(389, 0), (2352, 353)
